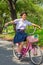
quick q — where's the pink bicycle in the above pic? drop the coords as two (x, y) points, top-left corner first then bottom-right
(13, 27), (42, 65)
(3, 26), (42, 65)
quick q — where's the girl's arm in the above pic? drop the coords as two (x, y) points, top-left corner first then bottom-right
(32, 23), (41, 29)
(5, 19), (20, 27)
(5, 20), (14, 26)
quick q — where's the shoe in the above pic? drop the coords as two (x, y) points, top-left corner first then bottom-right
(15, 51), (22, 60)
(14, 52), (19, 59)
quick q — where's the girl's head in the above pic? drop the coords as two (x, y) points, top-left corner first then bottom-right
(20, 11), (27, 20)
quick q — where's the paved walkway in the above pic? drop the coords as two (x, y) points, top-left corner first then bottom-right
(0, 39), (43, 65)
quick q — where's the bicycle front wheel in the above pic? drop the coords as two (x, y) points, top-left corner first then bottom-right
(30, 45), (42, 65)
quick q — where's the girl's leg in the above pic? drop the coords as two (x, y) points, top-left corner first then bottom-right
(16, 42), (24, 53)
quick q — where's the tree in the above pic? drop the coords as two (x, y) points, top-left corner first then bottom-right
(0, 0), (10, 33)
(16, 0), (43, 26)
(7, 0), (17, 20)
(0, 0), (43, 33)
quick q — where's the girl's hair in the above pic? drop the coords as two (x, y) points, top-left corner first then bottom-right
(20, 11), (27, 16)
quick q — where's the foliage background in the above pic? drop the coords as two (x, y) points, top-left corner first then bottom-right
(0, 0), (43, 46)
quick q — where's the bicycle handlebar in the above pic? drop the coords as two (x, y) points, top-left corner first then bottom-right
(28, 26), (36, 35)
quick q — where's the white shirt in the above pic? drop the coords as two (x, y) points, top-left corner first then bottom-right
(14, 18), (32, 30)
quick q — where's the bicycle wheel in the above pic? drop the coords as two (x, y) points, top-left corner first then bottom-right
(30, 45), (42, 65)
(12, 44), (17, 57)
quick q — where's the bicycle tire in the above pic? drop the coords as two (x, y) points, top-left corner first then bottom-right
(30, 45), (42, 65)
(12, 44), (16, 56)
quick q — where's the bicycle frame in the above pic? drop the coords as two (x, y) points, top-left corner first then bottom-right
(18, 35), (39, 57)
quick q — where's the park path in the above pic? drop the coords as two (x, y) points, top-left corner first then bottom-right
(0, 39), (43, 65)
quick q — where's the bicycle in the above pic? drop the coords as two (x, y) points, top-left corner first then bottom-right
(13, 26), (42, 65)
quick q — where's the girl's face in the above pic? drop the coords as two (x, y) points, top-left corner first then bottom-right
(21, 13), (27, 20)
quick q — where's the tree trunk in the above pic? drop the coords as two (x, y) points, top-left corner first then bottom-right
(0, 21), (3, 34)
(8, 0), (17, 31)
(8, 0), (17, 20)
(0, 27), (3, 34)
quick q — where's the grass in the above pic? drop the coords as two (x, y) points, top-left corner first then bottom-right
(0, 25), (15, 40)
(0, 33), (14, 40)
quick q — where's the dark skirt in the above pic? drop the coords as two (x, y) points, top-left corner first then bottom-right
(13, 30), (28, 44)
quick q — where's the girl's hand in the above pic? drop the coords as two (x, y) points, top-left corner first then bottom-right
(38, 26), (41, 29)
(32, 23), (41, 29)
(4, 23), (8, 27)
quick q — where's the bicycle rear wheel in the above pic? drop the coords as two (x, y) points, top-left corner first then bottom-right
(30, 45), (42, 65)
(12, 44), (17, 57)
